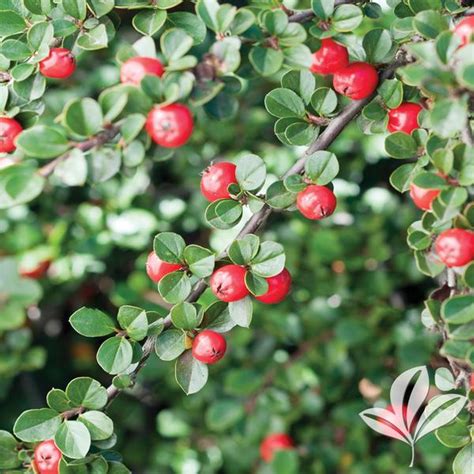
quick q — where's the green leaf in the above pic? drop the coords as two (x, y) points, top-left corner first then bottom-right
(63, 0), (87, 20)
(117, 305), (148, 341)
(436, 421), (470, 449)
(281, 69), (315, 105)
(413, 10), (448, 39)
(412, 172), (446, 189)
(430, 98), (467, 138)
(155, 329), (185, 361)
(311, 87), (338, 116)
(183, 245), (215, 278)
(235, 154), (266, 191)
(14, 408), (61, 442)
(363, 28), (393, 63)
(205, 199), (243, 229)
(434, 367), (456, 391)
(378, 79), (403, 109)
(250, 241), (285, 278)
(205, 399), (244, 432)
(196, 0), (219, 31)
(77, 24), (108, 51)
(16, 126), (69, 159)
(88, 0), (115, 17)
(0, 39), (32, 61)
(153, 232), (185, 264)
(266, 180), (296, 209)
(200, 301), (236, 333)
(249, 46), (284, 76)
(0, 430), (20, 469)
(285, 122), (317, 146)
(271, 450), (300, 474)
(0, 10), (26, 37)
(54, 149), (88, 186)
(46, 389), (71, 412)
(55, 420), (91, 459)
(332, 4), (363, 32)
(167, 12), (207, 45)
(66, 377), (108, 410)
(311, 0), (334, 19)
(304, 151), (339, 185)
(170, 302), (202, 330)
(158, 271), (191, 304)
(463, 263), (474, 289)
(265, 88), (306, 118)
(175, 350), (208, 395)
(89, 148), (121, 183)
(69, 307), (116, 337)
(64, 98), (103, 137)
(96, 337), (133, 374)
(228, 235), (260, 265)
(245, 272), (268, 297)
(161, 28), (193, 62)
(385, 132), (418, 159)
(228, 296), (253, 327)
(0, 164), (45, 209)
(133, 9), (167, 36)
(442, 295), (474, 324)
(78, 411), (113, 441)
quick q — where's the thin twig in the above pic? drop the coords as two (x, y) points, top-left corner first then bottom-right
(288, 0), (357, 23)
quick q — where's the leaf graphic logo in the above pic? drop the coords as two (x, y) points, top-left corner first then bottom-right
(359, 366), (468, 467)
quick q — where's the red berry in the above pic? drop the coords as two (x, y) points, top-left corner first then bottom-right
(387, 103), (422, 134)
(146, 103), (194, 148)
(310, 38), (349, 75)
(409, 182), (440, 211)
(33, 439), (61, 474)
(39, 48), (76, 79)
(256, 268), (291, 304)
(435, 229), (474, 268)
(192, 330), (227, 364)
(296, 185), (337, 220)
(210, 264), (249, 302)
(120, 56), (165, 85)
(19, 259), (51, 279)
(146, 251), (182, 283)
(0, 117), (23, 153)
(260, 433), (294, 463)
(471, 373), (474, 392)
(200, 162), (237, 202)
(333, 62), (379, 100)
(454, 16), (474, 46)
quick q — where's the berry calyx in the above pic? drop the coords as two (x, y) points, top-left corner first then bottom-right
(192, 330), (227, 364)
(210, 264), (249, 302)
(256, 268), (292, 304)
(310, 38), (349, 75)
(146, 103), (194, 148)
(409, 182), (440, 211)
(33, 439), (61, 474)
(0, 117), (23, 153)
(146, 251), (182, 283)
(19, 259), (51, 280)
(333, 62), (379, 100)
(200, 162), (238, 202)
(387, 103), (423, 135)
(39, 48), (76, 79)
(120, 56), (165, 85)
(296, 185), (337, 220)
(435, 229), (474, 268)
(454, 16), (474, 46)
(260, 433), (294, 463)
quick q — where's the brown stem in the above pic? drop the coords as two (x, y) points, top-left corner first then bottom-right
(0, 71), (11, 83)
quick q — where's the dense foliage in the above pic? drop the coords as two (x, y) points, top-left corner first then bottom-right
(0, 0), (473, 472)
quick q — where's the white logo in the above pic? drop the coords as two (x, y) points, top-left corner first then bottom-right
(359, 366), (468, 467)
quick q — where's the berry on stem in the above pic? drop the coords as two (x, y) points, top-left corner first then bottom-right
(387, 103), (422, 134)
(296, 185), (337, 220)
(192, 330), (227, 364)
(256, 268), (292, 304)
(200, 162), (237, 202)
(210, 264), (249, 302)
(409, 182), (440, 211)
(454, 16), (474, 46)
(39, 48), (76, 79)
(435, 229), (474, 267)
(333, 62), (379, 100)
(146, 251), (182, 283)
(146, 103), (194, 148)
(33, 439), (61, 474)
(0, 117), (23, 153)
(260, 433), (294, 463)
(120, 57), (165, 85)
(310, 38), (349, 75)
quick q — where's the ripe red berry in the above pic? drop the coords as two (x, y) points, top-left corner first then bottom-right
(0, 117), (23, 153)
(333, 62), (379, 100)
(256, 268), (291, 304)
(210, 264), (249, 302)
(200, 162), (237, 202)
(192, 330), (227, 364)
(146, 103), (194, 148)
(296, 185), (337, 220)
(409, 182), (440, 211)
(435, 229), (474, 268)
(146, 251), (182, 283)
(454, 16), (474, 46)
(120, 56), (165, 85)
(387, 103), (422, 134)
(39, 48), (76, 79)
(33, 439), (61, 474)
(260, 433), (294, 463)
(310, 38), (349, 75)
(19, 259), (51, 280)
